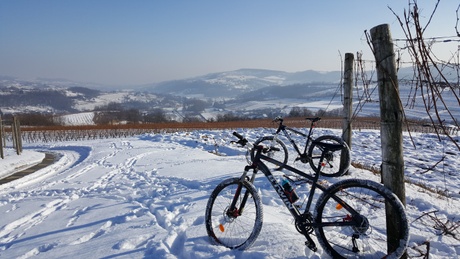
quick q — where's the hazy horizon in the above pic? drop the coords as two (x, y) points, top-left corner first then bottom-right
(1, 1), (458, 86)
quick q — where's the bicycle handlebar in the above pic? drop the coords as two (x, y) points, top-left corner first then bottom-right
(307, 117), (321, 123)
(232, 131), (244, 140)
(232, 132), (249, 147)
(273, 117), (283, 123)
(272, 116), (321, 124)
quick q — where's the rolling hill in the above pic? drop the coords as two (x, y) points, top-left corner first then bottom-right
(0, 67), (458, 125)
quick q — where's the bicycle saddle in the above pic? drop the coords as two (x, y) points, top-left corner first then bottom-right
(313, 141), (343, 152)
(306, 117), (321, 122)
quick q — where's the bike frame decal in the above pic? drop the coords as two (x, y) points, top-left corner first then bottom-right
(267, 174), (295, 210)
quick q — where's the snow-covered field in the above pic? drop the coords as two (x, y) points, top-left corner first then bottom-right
(59, 112), (95, 126)
(0, 128), (459, 258)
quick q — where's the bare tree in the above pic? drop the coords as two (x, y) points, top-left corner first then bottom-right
(144, 109), (169, 123)
(389, 0), (460, 150)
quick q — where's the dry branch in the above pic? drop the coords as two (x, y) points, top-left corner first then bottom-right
(388, 0), (460, 150)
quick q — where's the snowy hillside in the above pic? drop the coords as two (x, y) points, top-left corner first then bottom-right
(2, 68), (459, 125)
(141, 69), (342, 98)
(60, 112), (95, 126)
(0, 128), (459, 258)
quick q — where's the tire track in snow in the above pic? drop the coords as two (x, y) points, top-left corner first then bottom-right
(91, 139), (209, 257)
(70, 220), (112, 245)
(2, 137), (218, 258)
(121, 138), (223, 257)
(66, 206), (91, 227)
(67, 207), (154, 247)
(139, 172), (205, 256)
(0, 197), (74, 250)
(0, 140), (142, 254)
(17, 242), (58, 259)
(60, 142), (158, 247)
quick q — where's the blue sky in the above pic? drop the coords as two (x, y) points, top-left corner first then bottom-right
(0, 0), (458, 86)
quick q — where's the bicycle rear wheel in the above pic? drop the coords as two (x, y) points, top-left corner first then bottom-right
(314, 179), (409, 258)
(308, 135), (350, 177)
(251, 136), (288, 170)
(205, 177), (263, 250)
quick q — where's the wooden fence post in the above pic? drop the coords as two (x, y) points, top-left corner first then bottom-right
(12, 117), (18, 154)
(16, 117), (22, 154)
(12, 116), (22, 155)
(1, 120), (5, 148)
(342, 53), (354, 148)
(0, 116), (3, 159)
(370, 24), (407, 256)
(341, 53), (354, 174)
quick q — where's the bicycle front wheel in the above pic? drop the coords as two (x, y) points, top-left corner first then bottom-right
(251, 136), (288, 170)
(308, 135), (350, 177)
(314, 179), (409, 258)
(205, 177), (263, 250)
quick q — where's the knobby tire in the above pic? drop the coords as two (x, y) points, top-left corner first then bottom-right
(314, 179), (409, 258)
(205, 177), (263, 250)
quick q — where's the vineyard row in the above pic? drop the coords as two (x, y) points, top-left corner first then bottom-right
(2, 117), (458, 143)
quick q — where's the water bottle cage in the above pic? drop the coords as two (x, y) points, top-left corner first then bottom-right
(284, 190), (299, 203)
(282, 182), (299, 203)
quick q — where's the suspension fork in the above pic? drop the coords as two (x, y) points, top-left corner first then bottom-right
(270, 133), (282, 148)
(239, 145), (265, 211)
(229, 162), (259, 217)
(270, 122), (285, 148)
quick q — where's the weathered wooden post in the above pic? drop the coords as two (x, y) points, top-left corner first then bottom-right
(341, 53), (354, 174)
(12, 116), (22, 155)
(12, 116), (18, 154)
(370, 24), (407, 256)
(16, 117), (22, 154)
(1, 119), (5, 148)
(0, 116), (3, 159)
(342, 53), (354, 148)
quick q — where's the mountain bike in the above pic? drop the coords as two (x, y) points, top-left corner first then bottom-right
(251, 117), (350, 177)
(205, 132), (409, 258)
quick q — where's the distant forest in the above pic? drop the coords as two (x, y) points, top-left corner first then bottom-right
(0, 89), (76, 112)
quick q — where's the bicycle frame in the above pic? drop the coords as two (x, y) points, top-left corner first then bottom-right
(235, 142), (358, 250)
(272, 118), (318, 160)
(211, 132), (407, 256)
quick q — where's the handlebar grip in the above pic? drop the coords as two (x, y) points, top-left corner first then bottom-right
(273, 116), (283, 122)
(306, 117), (321, 123)
(233, 131), (244, 140)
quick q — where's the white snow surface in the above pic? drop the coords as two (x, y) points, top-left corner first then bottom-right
(0, 149), (45, 180)
(0, 128), (459, 258)
(60, 112), (95, 126)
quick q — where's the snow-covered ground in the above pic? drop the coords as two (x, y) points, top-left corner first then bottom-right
(0, 128), (459, 258)
(0, 149), (45, 180)
(59, 112), (95, 126)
